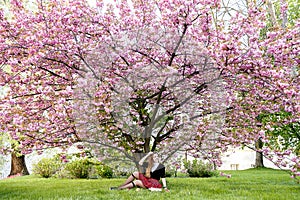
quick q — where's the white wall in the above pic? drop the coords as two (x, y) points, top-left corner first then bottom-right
(219, 147), (283, 170)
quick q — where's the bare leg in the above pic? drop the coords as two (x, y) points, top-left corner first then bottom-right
(118, 180), (146, 190)
(119, 171), (139, 187)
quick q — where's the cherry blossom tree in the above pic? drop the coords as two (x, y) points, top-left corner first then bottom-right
(0, 0), (299, 177)
(71, 0), (229, 166)
(0, 0), (82, 175)
(214, 0), (299, 176)
(251, 0), (300, 168)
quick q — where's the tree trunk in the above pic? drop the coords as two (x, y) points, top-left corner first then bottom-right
(255, 138), (264, 168)
(8, 151), (29, 177)
(133, 153), (147, 173)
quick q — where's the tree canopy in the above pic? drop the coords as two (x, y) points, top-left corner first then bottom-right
(0, 0), (299, 177)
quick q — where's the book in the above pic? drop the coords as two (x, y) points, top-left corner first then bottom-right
(148, 188), (162, 192)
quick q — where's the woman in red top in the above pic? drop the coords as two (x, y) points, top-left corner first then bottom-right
(111, 152), (169, 191)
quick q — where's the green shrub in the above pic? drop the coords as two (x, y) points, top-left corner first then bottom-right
(52, 167), (73, 179)
(95, 164), (113, 178)
(183, 159), (218, 178)
(34, 153), (114, 179)
(33, 157), (62, 178)
(65, 158), (92, 178)
(165, 169), (177, 177)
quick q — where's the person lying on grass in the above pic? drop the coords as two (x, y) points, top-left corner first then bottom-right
(110, 152), (169, 192)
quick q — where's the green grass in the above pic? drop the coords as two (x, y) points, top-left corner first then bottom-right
(0, 168), (299, 200)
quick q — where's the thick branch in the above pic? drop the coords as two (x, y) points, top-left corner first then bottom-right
(38, 66), (70, 81)
(168, 24), (188, 66)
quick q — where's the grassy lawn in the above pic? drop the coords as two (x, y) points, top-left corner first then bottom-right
(0, 168), (299, 200)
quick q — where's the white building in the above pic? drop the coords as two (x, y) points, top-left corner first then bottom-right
(218, 147), (281, 170)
